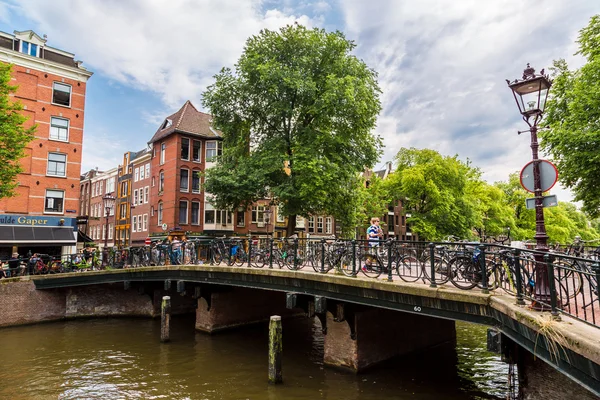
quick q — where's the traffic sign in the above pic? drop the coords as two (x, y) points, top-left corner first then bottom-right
(526, 195), (558, 210)
(519, 160), (558, 193)
(145, 237), (152, 245)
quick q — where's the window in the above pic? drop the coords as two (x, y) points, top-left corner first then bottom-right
(44, 190), (64, 213)
(160, 142), (166, 165)
(133, 189), (138, 205)
(206, 141), (222, 161)
(251, 206), (266, 223)
(91, 183), (96, 198)
(120, 181), (128, 197)
(191, 201), (200, 225)
(180, 169), (189, 192)
(139, 166), (144, 180)
(277, 207), (285, 223)
(21, 41), (38, 56)
(108, 224), (113, 239)
(326, 217), (332, 234)
(132, 216), (137, 232)
(52, 82), (71, 107)
(120, 203), (127, 219)
(181, 138), (190, 160)
(137, 215), (142, 232)
(308, 216), (314, 232)
(143, 214), (148, 231)
(134, 168), (139, 182)
(179, 200), (188, 224)
(144, 186), (149, 203)
(158, 202), (163, 225)
(192, 140), (201, 162)
(50, 117), (69, 141)
(204, 202), (215, 224)
(236, 209), (245, 227)
(192, 171), (200, 193)
(145, 163), (150, 178)
(106, 177), (115, 194)
(47, 153), (66, 177)
(159, 171), (164, 192)
(317, 217), (324, 233)
(102, 224), (105, 240)
(99, 181), (103, 194)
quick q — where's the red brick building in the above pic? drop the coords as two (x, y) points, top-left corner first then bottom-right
(130, 149), (151, 245)
(0, 30), (93, 257)
(149, 101), (236, 236)
(85, 168), (117, 248)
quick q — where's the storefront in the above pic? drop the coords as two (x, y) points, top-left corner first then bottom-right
(0, 214), (77, 260)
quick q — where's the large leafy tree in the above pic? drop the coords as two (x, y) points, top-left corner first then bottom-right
(0, 63), (35, 199)
(541, 15), (600, 217)
(385, 148), (478, 241)
(202, 25), (382, 235)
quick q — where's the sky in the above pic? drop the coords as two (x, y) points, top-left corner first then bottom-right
(1, 0), (598, 203)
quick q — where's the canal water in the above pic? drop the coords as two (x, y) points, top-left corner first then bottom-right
(0, 316), (510, 399)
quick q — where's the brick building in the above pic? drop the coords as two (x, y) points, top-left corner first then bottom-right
(85, 168), (117, 248)
(130, 149), (151, 246)
(0, 30), (93, 258)
(148, 101), (235, 236)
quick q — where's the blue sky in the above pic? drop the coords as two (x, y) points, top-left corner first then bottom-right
(1, 0), (599, 202)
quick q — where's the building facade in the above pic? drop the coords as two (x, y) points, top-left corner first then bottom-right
(0, 30), (93, 258)
(130, 150), (151, 246)
(86, 168), (117, 248)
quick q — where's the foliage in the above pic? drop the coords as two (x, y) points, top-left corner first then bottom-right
(0, 63), (35, 199)
(467, 180), (515, 240)
(385, 148), (479, 241)
(202, 24), (382, 235)
(541, 15), (600, 217)
(494, 173), (535, 241)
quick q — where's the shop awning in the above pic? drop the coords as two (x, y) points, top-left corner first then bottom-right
(0, 226), (76, 246)
(77, 230), (94, 243)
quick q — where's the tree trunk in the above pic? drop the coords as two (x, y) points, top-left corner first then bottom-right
(286, 214), (297, 237)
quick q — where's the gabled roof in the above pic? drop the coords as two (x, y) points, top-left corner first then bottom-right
(148, 100), (222, 144)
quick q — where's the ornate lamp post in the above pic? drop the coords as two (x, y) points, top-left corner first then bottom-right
(507, 64), (553, 308)
(102, 193), (116, 265)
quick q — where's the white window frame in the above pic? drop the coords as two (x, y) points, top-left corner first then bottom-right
(144, 186), (149, 203)
(137, 214), (142, 232)
(192, 140), (202, 162)
(251, 205), (266, 223)
(192, 171), (200, 193)
(133, 189), (138, 206)
(139, 166), (145, 180)
(160, 143), (166, 165)
(191, 201), (200, 225)
(47, 152), (67, 177)
(108, 223), (113, 239)
(143, 214), (148, 232)
(326, 217), (332, 234)
(181, 137), (190, 161)
(52, 82), (72, 108)
(132, 216), (137, 232)
(180, 168), (189, 192)
(179, 200), (188, 224)
(317, 216), (324, 233)
(134, 168), (139, 182)
(159, 171), (164, 192)
(20, 40), (39, 57)
(145, 163), (150, 179)
(158, 202), (163, 225)
(206, 140), (222, 161)
(49, 117), (69, 142)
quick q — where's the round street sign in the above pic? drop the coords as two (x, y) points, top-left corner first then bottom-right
(145, 237), (152, 245)
(161, 223), (168, 231)
(519, 160), (558, 193)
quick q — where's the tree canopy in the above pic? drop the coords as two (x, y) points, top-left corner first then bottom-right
(541, 14), (600, 217)
(0, 63), (35, 199)
(202, 24), (382, 235)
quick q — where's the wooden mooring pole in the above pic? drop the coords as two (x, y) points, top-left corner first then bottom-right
(161, 296), (171, 343)
(268, 315), (282, 384)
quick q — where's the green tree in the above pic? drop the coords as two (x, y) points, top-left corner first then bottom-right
(541, 15), (600, 217)
(202, 25), (382, 235)
(0, 63), (35, 198)
(467, 180), (515, 241)
(386, 148), (478, 241)
(494, 173), (535, 241)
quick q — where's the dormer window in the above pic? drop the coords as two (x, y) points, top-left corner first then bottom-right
(161, 119), (172, 130)
(21, 41), (39, 57)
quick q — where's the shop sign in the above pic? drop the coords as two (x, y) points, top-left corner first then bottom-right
(0, 214), (77, 229)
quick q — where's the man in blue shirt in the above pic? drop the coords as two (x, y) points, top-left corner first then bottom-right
(365, 217), (383, 268)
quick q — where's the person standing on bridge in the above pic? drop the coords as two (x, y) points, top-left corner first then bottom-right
(366, 217), (383, 268)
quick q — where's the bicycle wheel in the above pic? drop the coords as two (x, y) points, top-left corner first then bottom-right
(359, 251), (383, 278)
(212, 248), (223, 265)
(397, 255), (422, 282)
(449, 256), (479, 290)
(421, 255), (451, 284)
(235, 248), (248, 267)
(554, 260), (583, 299)
(339, 252), (356, 276)
(252, 251), (267, 268)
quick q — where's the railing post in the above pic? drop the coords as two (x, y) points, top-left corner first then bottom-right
(160, 296), (171, 343)
(545, 253), (560, 319)
(387, 239), (393, 282)
(593, 262), (600, 308)
(320, 239), (326, 273)
(268, 315), (283, 384)
(247, 238), (253, 268)
(349, 239), (356, 276)
(479, 244), (489, 294)
(512, 249), (525, 305)
(293, 238), (299, 270)
(429, 243), (437, 288)
(269, 238), (274, 269)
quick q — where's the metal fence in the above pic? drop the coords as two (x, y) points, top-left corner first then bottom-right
(2, 238), (598, 327)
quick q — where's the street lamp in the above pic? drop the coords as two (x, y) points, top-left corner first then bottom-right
(263, 209), (272, 237)
(102, 193), (116, 265)
(507, 63), (553, 309)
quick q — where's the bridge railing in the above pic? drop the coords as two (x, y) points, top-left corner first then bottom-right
(2, 238), (598, 327)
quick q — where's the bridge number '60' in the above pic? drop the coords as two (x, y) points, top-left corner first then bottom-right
(413, 306), (422, 312)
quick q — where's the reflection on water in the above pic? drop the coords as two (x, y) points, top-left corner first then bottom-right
(0, 316), (508, 399)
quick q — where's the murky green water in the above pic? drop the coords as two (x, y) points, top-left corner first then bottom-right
(0, 317), (509, 399)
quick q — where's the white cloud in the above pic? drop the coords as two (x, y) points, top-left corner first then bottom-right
(10, 0), (315, 109)
(340, 0), (598, 201)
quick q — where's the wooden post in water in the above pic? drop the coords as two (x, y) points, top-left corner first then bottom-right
(268, 315), (282, 384)
(161, 296), (171, 343)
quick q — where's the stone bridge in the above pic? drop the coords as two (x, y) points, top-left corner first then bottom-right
(1, 265), (599, 399)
